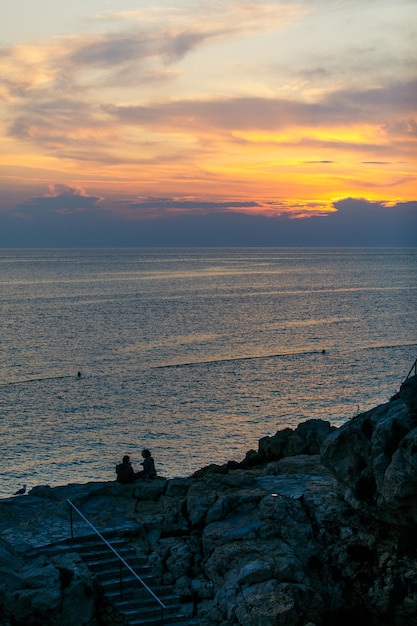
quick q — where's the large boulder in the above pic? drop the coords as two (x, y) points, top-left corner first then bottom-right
(321, 394), (417, 524)
(234, 580), (324, 626)
(258, 419), (335, 461)
(186, 468), (263, 529)
(0, 540), (98, 626)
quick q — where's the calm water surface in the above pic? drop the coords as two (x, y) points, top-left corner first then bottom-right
(0, 248), (416, 498)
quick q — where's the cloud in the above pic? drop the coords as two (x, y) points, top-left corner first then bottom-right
(1, 0), (415, 173)
(68, 28), (212, 69)
(2, 194), (415, 247)
(8, 81), (415, 164)
(69, 35), (152, 68)
(96, 1), (303, 46)
(0, 3), (303, 158)
(325, 81), (417, 120)
(125, 197), (260, 219)
(321, 197), (417, 244)
(2, 1), (300, 92)
(301, 160), (335, 164)
(105, 80), (417, 133)
(119, 197), (331, 220)
(14, 184), (103, 217)
(1, 0), (415, 217)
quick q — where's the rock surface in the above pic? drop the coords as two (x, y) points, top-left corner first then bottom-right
(0, 376), (416, 625)
(0, 539), (99, 626)
(321, 375), (417, 525)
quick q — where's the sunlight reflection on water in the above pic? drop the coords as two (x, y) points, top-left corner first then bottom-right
(0, 247), (416, 497)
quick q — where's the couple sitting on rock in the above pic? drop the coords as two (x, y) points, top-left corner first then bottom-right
(116, 449), (157, 484)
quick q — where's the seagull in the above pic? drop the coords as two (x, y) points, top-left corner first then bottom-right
(14, 484), (26, 495)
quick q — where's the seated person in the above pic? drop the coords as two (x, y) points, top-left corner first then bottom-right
(137, 449), (157, 478)
(115, 455), (135, 484)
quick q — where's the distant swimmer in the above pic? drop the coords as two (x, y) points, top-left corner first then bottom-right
(77, 371), (82, 378)
(14, 484), (26, 495)
(321, 350), (326, 354)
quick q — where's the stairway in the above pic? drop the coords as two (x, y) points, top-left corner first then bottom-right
(42, 532), (199, 626)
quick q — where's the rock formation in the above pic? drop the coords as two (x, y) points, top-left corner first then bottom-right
(0, 539), (99, 625)
(321, 374), (417, 525)
(0, 374), (416, 625)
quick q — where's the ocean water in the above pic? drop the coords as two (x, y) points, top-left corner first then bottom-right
(0, 247), (416, 498)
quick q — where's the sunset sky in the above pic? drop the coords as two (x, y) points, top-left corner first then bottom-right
(1, 0), (416, 246)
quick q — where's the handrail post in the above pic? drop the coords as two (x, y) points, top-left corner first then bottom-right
(69, 503), (74, 541)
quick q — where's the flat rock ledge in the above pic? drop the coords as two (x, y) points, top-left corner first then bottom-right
(1, 375), (416, 626)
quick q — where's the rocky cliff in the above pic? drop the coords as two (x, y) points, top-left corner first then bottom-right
(0, 374), (416, 626)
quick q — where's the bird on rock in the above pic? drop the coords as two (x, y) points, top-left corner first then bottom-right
(14, 484), (26, 495)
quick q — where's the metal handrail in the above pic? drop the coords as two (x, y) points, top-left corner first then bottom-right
(405, 358), (417, 380)
(67, 499), (166, 622)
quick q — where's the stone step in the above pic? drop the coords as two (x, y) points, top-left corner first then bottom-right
(97, 574), (155, 594)
(124, 603), (186, 618)
(73, 539), (141, 551)
(69, 532), (127, 546)
(80, 550), (148, 566)
(72, 540), (144, 557)
(109, 592), (197, 625)
(113, 594), (179, 611)
(88, 562), (151, 580)
(81, 557), (153, 584)
(126, 615), (198, 626)
(71, 541), (134, 557)
(79, 553), (144, 569)
(103, 583), (172, 603)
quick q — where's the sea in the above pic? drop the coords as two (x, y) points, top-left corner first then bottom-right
(0, 247), (416, 499)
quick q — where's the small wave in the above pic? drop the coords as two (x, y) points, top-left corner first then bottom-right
(154, 341), (417, 371)
(0, 374), (81, 387)
(154, 349), (323, 370)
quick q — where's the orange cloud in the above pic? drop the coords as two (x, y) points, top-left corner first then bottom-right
(0, 0), (415, 226)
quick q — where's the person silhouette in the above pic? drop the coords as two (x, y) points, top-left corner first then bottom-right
(115, 455), (135, 484)
(139, 449), (157, 478)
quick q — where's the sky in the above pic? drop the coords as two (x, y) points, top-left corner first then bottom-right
(0, 0), (416, 246)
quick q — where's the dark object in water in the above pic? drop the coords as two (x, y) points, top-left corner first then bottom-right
(14, 484), (26, 495)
